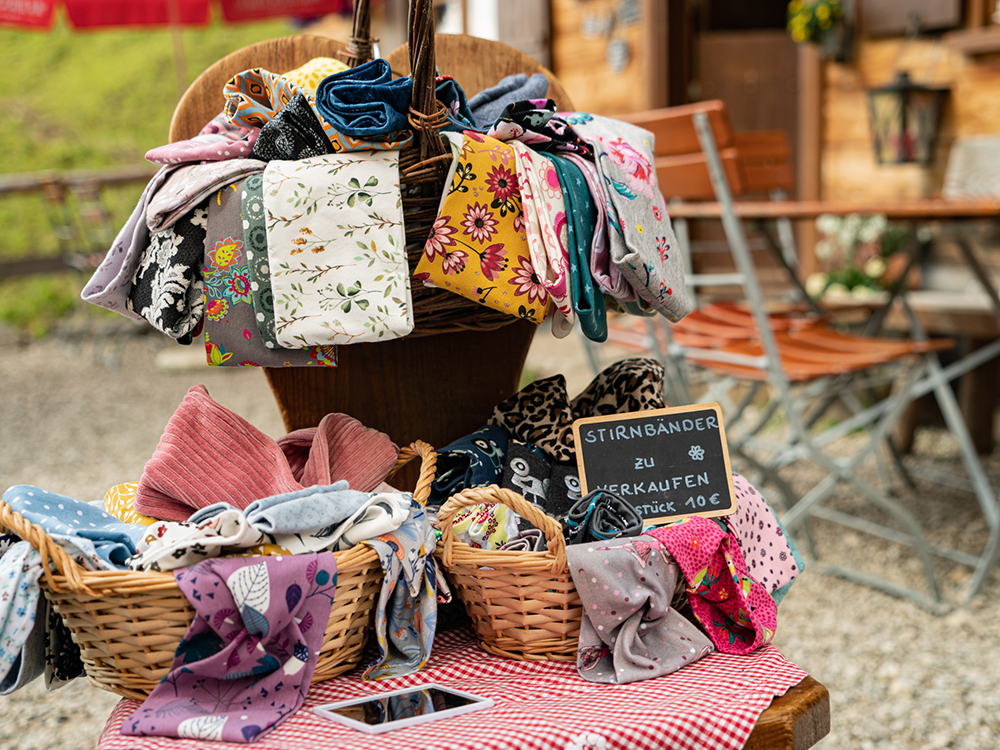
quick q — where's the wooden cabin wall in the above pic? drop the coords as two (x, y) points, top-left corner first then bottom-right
(821, 38), (1000, 200)
(550, 0), (666, 115)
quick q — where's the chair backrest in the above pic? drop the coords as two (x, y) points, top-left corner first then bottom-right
(942, 135), (1000, 200)
(619, 101), (795, 200)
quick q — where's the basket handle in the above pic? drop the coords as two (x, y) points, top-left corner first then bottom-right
(407, 0), (448, 167)
(0, 501), (94, 595)
(437, 485), (567, 574)
(341, 0), (376, 69)
(387, 440), (437, 506)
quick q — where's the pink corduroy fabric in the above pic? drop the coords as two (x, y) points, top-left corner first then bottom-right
(134, 385), (399, 521)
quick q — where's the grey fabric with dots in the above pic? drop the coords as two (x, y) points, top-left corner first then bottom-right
(566, 535), (714, 684)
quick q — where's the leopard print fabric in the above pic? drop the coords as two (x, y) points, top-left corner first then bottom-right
(489, 357), (667, 462)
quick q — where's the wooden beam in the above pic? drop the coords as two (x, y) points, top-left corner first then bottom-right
(643, 0), (670, 109)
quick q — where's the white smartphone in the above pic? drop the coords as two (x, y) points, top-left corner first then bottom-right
(312, 683), (494, 734)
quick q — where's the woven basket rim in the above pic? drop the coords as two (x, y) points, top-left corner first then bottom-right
(0, 439), (438, 596)
(437, 484), (569, 575)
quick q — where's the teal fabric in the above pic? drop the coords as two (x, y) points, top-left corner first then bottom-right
(241, 174), (279, 347)
(543, 154), (607, 342)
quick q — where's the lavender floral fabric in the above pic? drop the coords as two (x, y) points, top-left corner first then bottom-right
(81, 166), (177, 321)
(146, 159), (265, 233)
(122, 553), (337, 743)
(564, 112), (691, 321)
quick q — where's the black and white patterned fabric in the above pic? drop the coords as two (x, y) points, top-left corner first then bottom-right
(44, 597), (84, 690)
(126, 201), (208, 338)
(250, 92), (334, 162)
(500, 442), (581, 520)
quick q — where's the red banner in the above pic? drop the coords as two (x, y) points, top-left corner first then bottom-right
(219, 0), (350, 22)
(64, 0), (208, 28)
(0, 0), (55, 28)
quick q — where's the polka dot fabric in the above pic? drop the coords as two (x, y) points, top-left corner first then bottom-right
(727, 474), (803, 604)
(3, 485), (147, 568)
(144, 113), (259, 166)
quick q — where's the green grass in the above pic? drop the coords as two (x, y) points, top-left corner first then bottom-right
(0, 15), (295, 176)
(0, 13), (305, 332)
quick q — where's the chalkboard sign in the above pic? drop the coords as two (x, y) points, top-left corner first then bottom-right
(572, 403), (737, 525)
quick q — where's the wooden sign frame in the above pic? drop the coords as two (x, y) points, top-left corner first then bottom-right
(571, 402), (738, 525)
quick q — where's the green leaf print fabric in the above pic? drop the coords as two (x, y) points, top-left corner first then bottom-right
(262, 153), (413, 347)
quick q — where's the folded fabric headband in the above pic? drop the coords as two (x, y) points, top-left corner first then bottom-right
(565, 488), (643, 545)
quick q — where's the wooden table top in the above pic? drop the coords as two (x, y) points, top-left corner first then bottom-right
(668, 197), (1000, 220)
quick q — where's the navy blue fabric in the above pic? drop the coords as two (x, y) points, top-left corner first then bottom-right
(314, 59), (411, 137)
(427, 426), (509, 507)
(435, 77), (480, 132)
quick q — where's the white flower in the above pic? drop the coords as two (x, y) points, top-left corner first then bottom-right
(814, 239), (835, 260)
(852, 285), (885, 300)
(816, 214), (841, 236)
(858, 214), (887, 244)
(863, 257), (887, 278)
(806, 272), (828, 298)
(824, 282), (851, 300)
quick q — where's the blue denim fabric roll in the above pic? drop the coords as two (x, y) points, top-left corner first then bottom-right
(314, 59), (412, 137)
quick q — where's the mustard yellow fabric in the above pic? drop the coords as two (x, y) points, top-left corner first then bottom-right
(414, 133), (551, 324)
(282, 57), (350, 95)
(104, 482), (158, 526)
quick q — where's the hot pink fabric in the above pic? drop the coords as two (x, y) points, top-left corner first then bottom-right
(648, 517), (777, 656)
(134, 385), (399, 521)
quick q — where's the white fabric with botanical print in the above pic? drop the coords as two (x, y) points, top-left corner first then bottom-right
(262, 153), (412, 347)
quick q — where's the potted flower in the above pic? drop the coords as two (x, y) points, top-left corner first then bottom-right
(805, 214), (919, 304)
(786, 0), (853, 62)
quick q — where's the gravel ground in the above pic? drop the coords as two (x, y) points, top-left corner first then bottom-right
(1, 326), (998, 750)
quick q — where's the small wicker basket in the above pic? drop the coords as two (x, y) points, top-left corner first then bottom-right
(436, 485), (583, 661)
(0, 440), (437, 700)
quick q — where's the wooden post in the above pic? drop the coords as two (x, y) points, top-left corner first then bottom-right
(796, 42), (822, 279)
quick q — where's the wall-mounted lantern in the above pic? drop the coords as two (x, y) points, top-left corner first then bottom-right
(866, 71), (949, 165)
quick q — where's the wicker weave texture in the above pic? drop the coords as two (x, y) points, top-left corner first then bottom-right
(39, 544), (382, 700)
(437, 486), (583, 661)
(0, 441), (437, 700)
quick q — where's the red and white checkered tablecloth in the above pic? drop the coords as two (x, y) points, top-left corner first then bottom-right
(97, 628), (808, 750)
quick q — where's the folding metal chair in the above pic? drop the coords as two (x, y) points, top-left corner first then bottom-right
(614, 101), (999, 612)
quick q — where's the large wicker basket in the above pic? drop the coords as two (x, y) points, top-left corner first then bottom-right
(0, 440), (437, 700)
(436, 485), (583, 661)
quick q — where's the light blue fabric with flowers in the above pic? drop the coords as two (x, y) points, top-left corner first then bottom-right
(0, 532), (117, 693)
(361, 500), (439, 680)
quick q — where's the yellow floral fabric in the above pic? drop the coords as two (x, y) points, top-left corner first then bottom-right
(414, 133), (551, 323)
(282, 57), (349, 94)
(103, 482), (157, 526)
